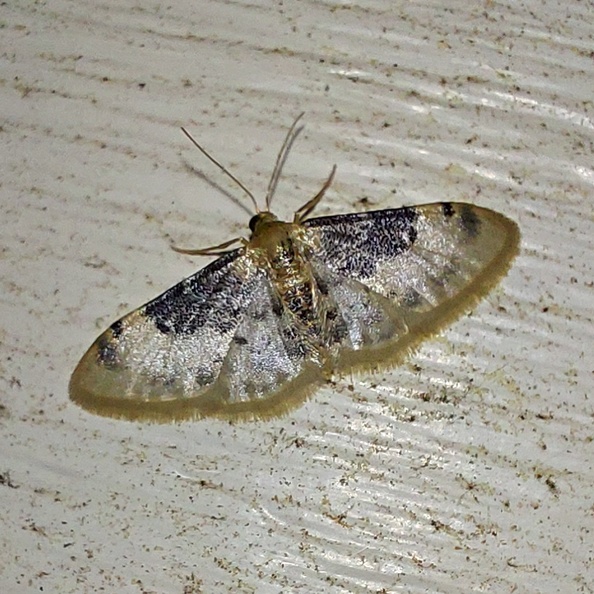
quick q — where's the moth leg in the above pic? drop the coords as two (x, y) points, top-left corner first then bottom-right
(171, 236), (247, 256)
(294, 165), (337, 223)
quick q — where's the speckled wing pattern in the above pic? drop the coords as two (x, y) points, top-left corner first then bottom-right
(304, 203), (519, 372)
(69, 202), (519, 422)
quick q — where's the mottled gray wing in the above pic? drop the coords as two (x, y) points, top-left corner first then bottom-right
(305, 202), (519, 370)
(69, 249), (263, 421)
(70, 247), (325, 422)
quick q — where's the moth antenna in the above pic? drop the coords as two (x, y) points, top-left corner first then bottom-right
(181, 127), (259, 213)
(264, 112), (305, 211)
(294, 165), (337, 223)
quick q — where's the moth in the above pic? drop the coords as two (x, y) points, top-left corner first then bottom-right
(70, 115), (520, 422)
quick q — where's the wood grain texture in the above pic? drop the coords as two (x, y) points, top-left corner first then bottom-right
(1, 1), (592, 592)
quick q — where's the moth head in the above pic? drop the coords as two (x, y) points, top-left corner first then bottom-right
(249, 211), (279, 234)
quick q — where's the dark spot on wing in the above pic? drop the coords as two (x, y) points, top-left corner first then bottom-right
(441, 202), (455, 218)
(233, 335), (248, 345)
(306, 207), (418, 278)
(97, 336), (119, 369)
(271, 292), (284, 317)
(280, 325), (307, 360)
(314, 273), (330, 296)
(402, 289), (422, 307)
(327, 309), (349, 344)
(109, 320), (123, 338)
(143, 250), (254, 336)
(195, 367), (215, 386)
(459, 205), (480, 238)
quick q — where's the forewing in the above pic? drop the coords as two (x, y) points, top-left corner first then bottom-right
(305, 202), (519, 369)
(69, 249), (264, 422)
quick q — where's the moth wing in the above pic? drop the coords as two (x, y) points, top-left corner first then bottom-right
(207, 275), (325, 419)
(70, 250), (269, 422)
(305, 202), (519, 370)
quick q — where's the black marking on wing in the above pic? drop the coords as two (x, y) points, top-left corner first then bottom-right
(279, 324), (308, 360)
(315, 273), (330, 296)
(143, 248), (250, 336)
(441, 202), (455, 218)
(97, 334), (120, 368)
(304, 207), (418, 278)
(109, 320), (123, 338)
(271, 292), (284, 317)
(195, 367), (216, 385)
(459, 204), (480, 237)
